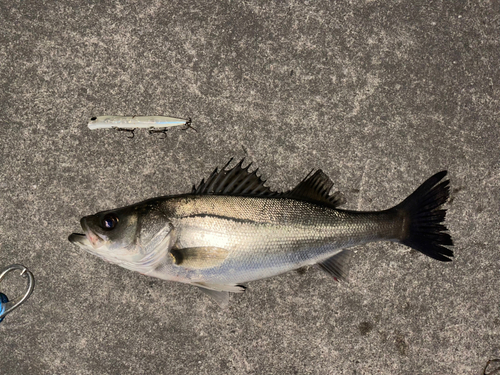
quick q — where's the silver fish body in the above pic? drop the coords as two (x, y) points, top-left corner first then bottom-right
(158, 195), (399, 284)
(69, 160), (453, 304)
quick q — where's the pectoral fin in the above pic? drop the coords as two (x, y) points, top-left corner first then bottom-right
(171, 247), (229, 269)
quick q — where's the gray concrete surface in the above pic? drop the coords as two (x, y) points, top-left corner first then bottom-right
(0, 1), (499, 374)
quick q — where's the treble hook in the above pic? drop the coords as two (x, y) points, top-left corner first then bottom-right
(148, 127), (169, 139)
(0, 264), (35, 323)
(117, 127), (136, 139)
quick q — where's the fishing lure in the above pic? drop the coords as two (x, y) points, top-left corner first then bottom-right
(87, 116), (194, 138)
(0, 264), (35, 323)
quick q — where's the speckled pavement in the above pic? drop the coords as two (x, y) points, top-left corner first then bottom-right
(0, 1), (499, 374)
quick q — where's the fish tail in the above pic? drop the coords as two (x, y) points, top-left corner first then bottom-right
(393, 171), (454, 261)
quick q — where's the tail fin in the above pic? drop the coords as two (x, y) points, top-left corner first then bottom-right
(394, 171), (454, 262)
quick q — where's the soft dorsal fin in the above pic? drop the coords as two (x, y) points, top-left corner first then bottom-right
(283, 170), (344, 208)
(192, 158), (277, 196)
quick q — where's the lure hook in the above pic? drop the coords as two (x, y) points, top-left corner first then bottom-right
(0, 264), (35, 323)
(117, 127), (136, 139)
(148, 127), (168, 139)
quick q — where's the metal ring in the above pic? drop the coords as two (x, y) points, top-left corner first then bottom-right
(0, 264), (35, 321)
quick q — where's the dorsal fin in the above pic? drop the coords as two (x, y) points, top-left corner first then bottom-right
(192, 159), (344, 207)
(283, 170), (344, 208)
(192, 158), (277, 196)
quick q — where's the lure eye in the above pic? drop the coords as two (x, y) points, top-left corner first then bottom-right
(90, 117), (97, 121)
(101, 213), (118, 230)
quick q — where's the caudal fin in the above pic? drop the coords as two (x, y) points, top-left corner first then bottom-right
(395, 171), (454, 262)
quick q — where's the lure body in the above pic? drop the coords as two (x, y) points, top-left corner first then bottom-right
(87, 116), (190, 130)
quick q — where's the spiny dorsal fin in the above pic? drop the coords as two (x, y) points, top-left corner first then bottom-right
(283, 170), (345, 208)
(192, 158), (277, 196)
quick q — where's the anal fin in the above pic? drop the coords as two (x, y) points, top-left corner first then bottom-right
(317, 250), (352, 281)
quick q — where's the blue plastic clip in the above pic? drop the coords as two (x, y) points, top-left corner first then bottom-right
(0, 264), (35, 323)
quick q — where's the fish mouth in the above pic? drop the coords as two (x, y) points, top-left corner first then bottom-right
(69, 217), (107, 249)
(68, 233), (92, 247)
(68, 232), (112, 264)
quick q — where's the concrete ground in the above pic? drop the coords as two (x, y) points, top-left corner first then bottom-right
(1, 1), (499, 374)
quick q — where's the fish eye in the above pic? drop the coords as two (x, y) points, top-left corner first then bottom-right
(101, 213), (119, 230)
(90, 117), (97, 121)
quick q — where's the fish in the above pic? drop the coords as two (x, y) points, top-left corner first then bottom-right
(69, 159), (453, 306)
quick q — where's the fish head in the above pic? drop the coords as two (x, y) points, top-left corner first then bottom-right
(69, 202), (174, 272)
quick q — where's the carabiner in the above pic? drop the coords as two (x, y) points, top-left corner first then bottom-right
(0, 264), (35, 323)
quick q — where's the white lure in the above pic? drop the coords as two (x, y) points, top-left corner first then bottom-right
(88, 116), (191, 130)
